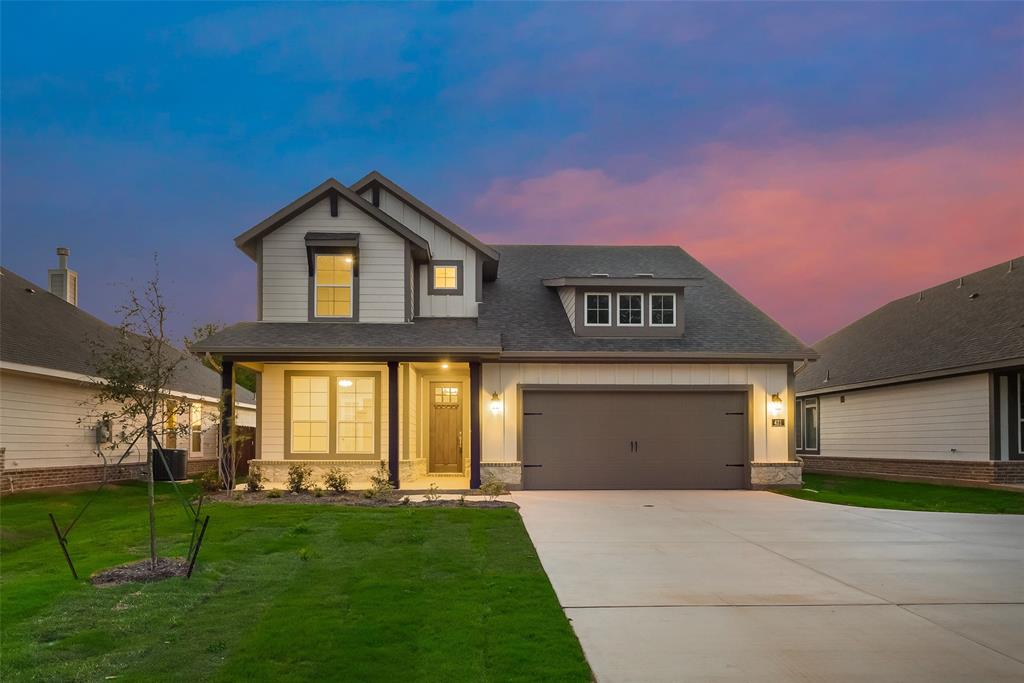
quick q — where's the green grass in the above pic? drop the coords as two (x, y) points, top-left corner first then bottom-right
(1, 483), (590, 682)
(777, 473), (1024, 514)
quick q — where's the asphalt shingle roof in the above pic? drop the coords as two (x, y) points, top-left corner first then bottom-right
(0, 267), (255, 403)
(796, 258), (1024, 393)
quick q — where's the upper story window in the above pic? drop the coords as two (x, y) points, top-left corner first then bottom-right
(314, 252), (354, 318)
(650, 293), (676, 327)
(617, 293), (643, 326)
(585, 293), (611, 326)
(428, 260), (464, 296)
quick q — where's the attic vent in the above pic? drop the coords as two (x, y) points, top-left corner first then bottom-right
(589, 273), (610, 278)
(633, 273), (655, 278)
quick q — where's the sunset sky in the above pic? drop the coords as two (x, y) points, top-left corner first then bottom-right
(2, 2), (1022, 344)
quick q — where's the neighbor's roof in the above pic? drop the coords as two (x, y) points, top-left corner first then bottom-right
(0, 267), (255, 403)
(797, 258), (1024, 394)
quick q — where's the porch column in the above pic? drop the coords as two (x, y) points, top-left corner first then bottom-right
(470, 361), (482, 489)
(387, 361), (400, 487)
(219, 360), (235, 490)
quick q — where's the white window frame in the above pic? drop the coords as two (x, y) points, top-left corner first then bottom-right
(616, 292), (644, 327)
(189, 403), (203, 455)
(583, 292), (612, 327)
(796, 397), (820, 453)
(649, 292), (676, 327)
(313, 252), (354, 320)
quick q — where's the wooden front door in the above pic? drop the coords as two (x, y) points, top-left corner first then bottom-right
(429, 382), (463, 473)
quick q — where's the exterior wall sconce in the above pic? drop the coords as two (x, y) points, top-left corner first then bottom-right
(440, 362), (449, 370)
(769, 393), (784, 417)
(489, 392), (503, 415)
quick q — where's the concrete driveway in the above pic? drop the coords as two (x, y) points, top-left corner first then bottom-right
(513, 490), (1024, 682)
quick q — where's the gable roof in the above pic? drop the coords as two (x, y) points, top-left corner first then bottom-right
(797, 258), (1024, 394)
(233, 178), (430, 261)
(477, 245), (815, 358)
(0, 267), (255, 404)
(350, 171), (500, 279)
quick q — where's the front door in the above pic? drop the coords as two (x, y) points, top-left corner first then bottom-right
(429, 382), (463, 473)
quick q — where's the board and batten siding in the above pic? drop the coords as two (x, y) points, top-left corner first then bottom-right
(814, 373), (991, 461)
(259, 363), (390, 461)
(260, 196), (407, 323)
(371, 187), (480, 317)
(557, 287), (576, 332)
(480, 362), (790, 465)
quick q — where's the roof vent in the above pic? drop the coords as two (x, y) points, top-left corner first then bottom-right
(917, 292), (924, 302)
(824, 369), (830, 383)
(47, 247), (78, 307)
(968, 292), (979, 299)
(956, 277), (964, 289)
(1009, 260), (1016, 273)
(589, 273), (610, 278)
(633, 273), (655, 278)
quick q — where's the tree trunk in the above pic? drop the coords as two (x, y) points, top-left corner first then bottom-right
(146, 425), (157, 569)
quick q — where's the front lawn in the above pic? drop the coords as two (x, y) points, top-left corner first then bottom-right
(777, 473), (1024, 514)
(1, 483), (590, 682)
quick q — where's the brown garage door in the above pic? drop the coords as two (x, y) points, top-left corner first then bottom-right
(522, 389), (748, 490)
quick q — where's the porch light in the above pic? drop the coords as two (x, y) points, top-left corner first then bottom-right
(489, 392), (503, 415)
(769, 393), (784, 417)
(441, 362), (449, 370)
(339, 379), (353, 388)
(343, 256), (353, 264)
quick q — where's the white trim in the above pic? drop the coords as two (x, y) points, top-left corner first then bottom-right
(649, 292), (676, 327)
(796, 358), (1024, 396)
(583, 292), (612, 327)
(616, 292), (644, 327)
(0, 360), (257, 409)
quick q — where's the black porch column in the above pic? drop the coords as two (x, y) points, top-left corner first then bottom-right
(469, 361), (482, 489)
(387, 361), (400, 487)
(219, 360), (235, 490)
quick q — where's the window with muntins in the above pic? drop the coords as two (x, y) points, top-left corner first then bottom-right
(650, 293), (676, 326)
(291, 376), (330, 453)
(314, 253), (354, 318)
(585, 293), (611, 326)
(337, 376), (376, 455)
(618, 293), (643, 326)
(433, 265), (458, 290)
(190, 403), (203, 453)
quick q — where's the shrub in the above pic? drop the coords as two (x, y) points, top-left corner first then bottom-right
(266, 489), (282, 499)
(323, 467), (350, 493)
(313, 488), (323, 498)
(424, 482), (441, 502)
(480, 476), (509, 502)
(286, 464), (313, 493)
(196, 469), (220, 492)
(246, 465), (265, 493)
(400, 496), (411, 506)
(364, 461), (395, 500)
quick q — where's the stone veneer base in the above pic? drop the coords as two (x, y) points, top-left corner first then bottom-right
(749, 461), (803, 489)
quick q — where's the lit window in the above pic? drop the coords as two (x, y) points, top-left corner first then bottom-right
(190, 404), (203, 453)
(618, 293), (643, 326)
(314, 253), (353, 318)
(433, 265), (458, 290)
(291, 376), (330, 453)
(434, 385), (459, 405)
(585, 293), (611, 326)
(338, 376), (376, 455)
(650, 293), (676, 326)
(164, 401), (177, 449)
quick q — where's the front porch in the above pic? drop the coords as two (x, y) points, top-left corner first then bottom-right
(226, 360), (483, 491)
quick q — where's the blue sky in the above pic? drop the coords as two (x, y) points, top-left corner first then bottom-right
(2, 2), (1022, 342)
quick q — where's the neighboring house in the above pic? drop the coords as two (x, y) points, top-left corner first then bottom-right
(795, 258), (1024, 486)
(0, 251), (256, 493)
(193, 172), (815, 491)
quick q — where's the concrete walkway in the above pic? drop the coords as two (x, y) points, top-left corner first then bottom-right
(512, 490), (1024, 682)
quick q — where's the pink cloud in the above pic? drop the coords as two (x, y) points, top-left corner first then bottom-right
(473, 119), (1024, 343)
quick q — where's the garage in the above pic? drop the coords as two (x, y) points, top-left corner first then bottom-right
(521, 388), (749, 490)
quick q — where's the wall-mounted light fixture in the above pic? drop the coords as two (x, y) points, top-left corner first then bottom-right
(489, 392), (503, 415)
(769, 393), (784, 417)
(440, 362), (450, 370)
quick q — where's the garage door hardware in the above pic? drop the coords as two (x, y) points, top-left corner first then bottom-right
(725, 463), (745, 467)
(629, 440), (639, 452)
(523, 464), (543, 468)
(725, 411), (745, 415)
(523, 412), (544, 416)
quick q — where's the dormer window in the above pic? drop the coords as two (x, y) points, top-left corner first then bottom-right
(584, 293), (611, 326)
(428, 260), (464, 296)
(650, 293), (676, 326)
(314, 252), (355, 318)
(617, 293), (644, 326)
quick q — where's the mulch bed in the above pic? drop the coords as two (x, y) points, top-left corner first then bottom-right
(205, 490), (517, 509)
(91, 557), (189, 587)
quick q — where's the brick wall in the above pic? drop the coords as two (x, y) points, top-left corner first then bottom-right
(802, 455), (1024, 484)
(1, 462), (148, 494)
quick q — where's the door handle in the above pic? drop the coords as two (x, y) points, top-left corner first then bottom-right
(457, 431), (463, 453)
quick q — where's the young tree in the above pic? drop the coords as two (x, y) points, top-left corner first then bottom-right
(85, 257), (188, 568)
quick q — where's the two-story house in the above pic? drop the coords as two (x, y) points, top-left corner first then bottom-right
(194, 172), (816, 491)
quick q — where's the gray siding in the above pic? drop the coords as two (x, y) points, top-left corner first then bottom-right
(815, 373), (991, 461)
(558, 287), (576, 332)
(260, 196), (407, 323)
